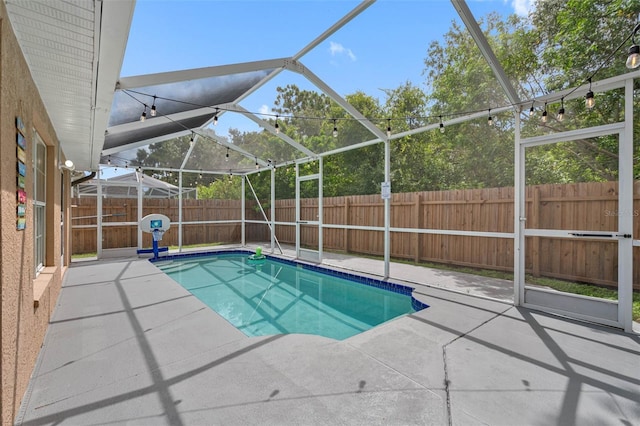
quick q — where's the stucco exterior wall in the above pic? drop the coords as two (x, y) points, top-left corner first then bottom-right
(1, 4), (70, 424)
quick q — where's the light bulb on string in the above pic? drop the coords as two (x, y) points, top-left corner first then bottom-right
(225, 147), (229, 162)
(585, 91), (595, 109)
(333, 119), (338, 137)
(275, 115), (280, 134)
(541, 103), (548, 123)
(386, 119), (391, 137)
(214, 108), (219, 125)
(255, 158), (259, 170)
(626, 24), (640, 69)
(557, 98), (565, 122)
(627, 45), (640, 69)
(439, 116), (445, 133)
(585, 78), (595, 109)
(487, 109), (493, 126)
(529, 102), (534, 117)
(140, 105), (147, 122)
(107, 155), (111, 166)
(150, 96), (157, 117)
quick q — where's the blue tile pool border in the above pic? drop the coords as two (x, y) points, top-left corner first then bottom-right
(150, 249), (429, 312)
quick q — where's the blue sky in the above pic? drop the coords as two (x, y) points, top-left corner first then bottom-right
(117, 0), (533, 155)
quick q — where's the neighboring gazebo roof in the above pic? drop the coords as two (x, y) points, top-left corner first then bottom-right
(75, 172), (196, 199)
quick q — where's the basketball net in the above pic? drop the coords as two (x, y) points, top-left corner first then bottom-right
(152, 229), (165, 242)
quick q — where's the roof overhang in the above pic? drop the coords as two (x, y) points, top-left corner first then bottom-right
(5, 0), (135, 171)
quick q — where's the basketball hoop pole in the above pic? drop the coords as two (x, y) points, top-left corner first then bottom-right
(152, 229), (164, 259)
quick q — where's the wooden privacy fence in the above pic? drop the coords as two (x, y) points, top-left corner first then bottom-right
(71, 198), (267, 252)
(71, 181), (639, 289)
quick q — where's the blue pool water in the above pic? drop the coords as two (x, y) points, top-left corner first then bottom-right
(154, 252), (427, 340)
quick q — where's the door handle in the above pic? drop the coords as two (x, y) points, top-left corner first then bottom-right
(570, 233), (632, 238)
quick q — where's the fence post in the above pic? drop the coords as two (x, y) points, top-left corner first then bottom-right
(344, 197), (350, 252)
(414, 193), (421, 262)
(532, 186), (541, 277)
(202, 202), (207, 245)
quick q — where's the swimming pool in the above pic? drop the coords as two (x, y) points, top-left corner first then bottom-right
(153, 251), (427, 340)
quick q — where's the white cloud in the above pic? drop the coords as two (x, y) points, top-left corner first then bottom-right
(510, 0), (534, 17)
(258, 104), (271, 117)
(329, 41), (356, 62)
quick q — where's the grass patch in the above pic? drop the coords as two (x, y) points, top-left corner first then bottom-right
(70, 252), (97, 259)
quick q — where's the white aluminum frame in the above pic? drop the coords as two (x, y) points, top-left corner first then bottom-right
(295, 158), (323, 262)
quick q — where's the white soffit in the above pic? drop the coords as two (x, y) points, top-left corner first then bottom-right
(5, 0), (135, 171)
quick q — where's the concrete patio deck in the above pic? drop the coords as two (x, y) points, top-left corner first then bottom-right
(16, 248), (640, 425)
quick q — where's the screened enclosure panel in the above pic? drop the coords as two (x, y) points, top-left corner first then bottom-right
(104, 114), (214, 152)
(109, 71), (276, 127)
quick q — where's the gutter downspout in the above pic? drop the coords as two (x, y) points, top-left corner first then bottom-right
(71, 171), (97, 187)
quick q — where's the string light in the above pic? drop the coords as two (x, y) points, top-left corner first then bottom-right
(439, 115), (445, 133)
(275, 115), (280, 134)
(225, 147), (229, 162)
(541, 103), (548, 123)
(125, 162), (129, 169)
(189, 132), (194, 146)
(333, 119), (338, 137)
(585, 78), (595, 109)
(107, 155), (111, 166)
(150, 96), (157, 117)
(214, 107), (219, 125)
(386, 118), (391, 137)
(487, 109), (493, 126)
(199, 169), (202, 179)
(557, 98), (565, 122)
(626, 23), (640, 69)
(139, 105), (147, 122)
(529, 102), (534, 116)
(255, 158), (259, 169)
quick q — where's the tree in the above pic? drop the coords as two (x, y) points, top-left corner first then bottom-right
(197, 178), (242, 200)
(423, 2), (640, 186)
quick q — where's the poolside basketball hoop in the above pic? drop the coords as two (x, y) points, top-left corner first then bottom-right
(138, 214), (171, 259)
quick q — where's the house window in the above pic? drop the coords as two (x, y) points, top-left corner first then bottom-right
(34, 132), (46, 273)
